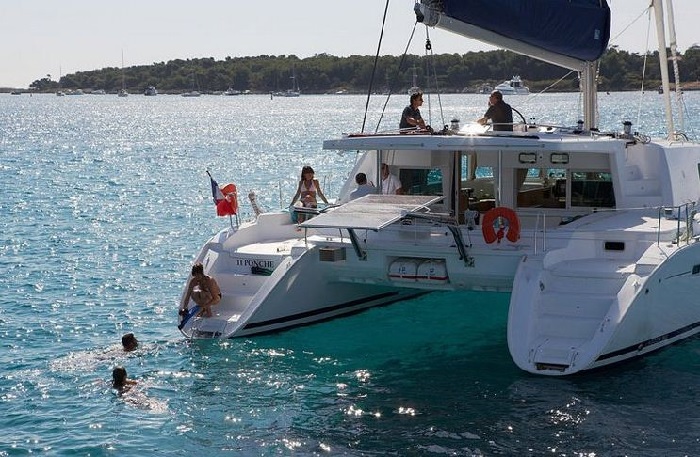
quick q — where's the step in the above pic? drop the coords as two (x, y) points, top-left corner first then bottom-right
(210, 273), (269, 296)
(536, 314), (601, 341)
(549, 259), (636, 278)
(539, 291), (614, 319)
(541, 271), (627, 295)
(532, 337), (588, 367)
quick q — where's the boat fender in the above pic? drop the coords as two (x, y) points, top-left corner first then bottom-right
(482, 207), (520, 244)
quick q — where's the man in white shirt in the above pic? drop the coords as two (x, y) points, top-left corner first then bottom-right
(381, 163), (402, 195)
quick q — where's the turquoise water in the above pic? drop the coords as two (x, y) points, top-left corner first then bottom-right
(2, 92), (700, 456)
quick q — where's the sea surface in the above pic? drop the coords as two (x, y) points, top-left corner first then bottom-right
(2, 91), (700, 456)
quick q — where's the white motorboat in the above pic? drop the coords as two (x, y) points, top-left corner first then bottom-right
(144, 86), (157, 96)
(494, 75), (529, 95)
(178, 0), (700, 376)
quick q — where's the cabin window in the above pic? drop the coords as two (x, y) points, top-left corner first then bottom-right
(516, 168), (566, 208)
(518, 152), (538, 164)
(550, 153), (569, 164)
(570, 171), (615, 208)
(459, 152), (495, 219)
(400, 167), (443, 196)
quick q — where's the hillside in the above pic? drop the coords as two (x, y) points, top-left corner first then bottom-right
(10, 47), (700, 95)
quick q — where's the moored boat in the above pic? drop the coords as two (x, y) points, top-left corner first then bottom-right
(178, 0), (700, 377)
(494, 75), (529, 95)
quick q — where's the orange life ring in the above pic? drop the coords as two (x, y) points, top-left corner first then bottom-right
(482, 206), (520, 244)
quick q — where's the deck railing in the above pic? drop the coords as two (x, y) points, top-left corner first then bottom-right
(521, 202), (698, 255)
(658, 202), (697, 246)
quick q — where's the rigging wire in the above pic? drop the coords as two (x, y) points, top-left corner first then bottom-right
(374, 22), (419, 133)
(424, 29), (446, 129)
(608, 6), (651, 47)
(362, 0), (391, 134)
(635, 6), (653, 129)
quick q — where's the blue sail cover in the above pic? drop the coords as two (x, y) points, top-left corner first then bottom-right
(437, 0), (610, 62)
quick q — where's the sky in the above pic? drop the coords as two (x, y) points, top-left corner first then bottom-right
(1, 0), (698, 88)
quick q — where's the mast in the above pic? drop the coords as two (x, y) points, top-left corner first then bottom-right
(665, 0), (684, 133)
(121, 50), (126, 90)
(653, 0), (674, 139)
(580, 62), (598, 130)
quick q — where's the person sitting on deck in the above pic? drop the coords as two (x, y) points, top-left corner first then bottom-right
(182, 262), (221, 318)
(349, 173), (376, 200)
(289, 165), (329, 223)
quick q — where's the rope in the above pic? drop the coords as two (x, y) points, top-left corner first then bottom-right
(424, 29), (446, 129)
(635, 8), (653, 128)
(608, 6), (650, 47)
(374, 22), (418, 133)
(362, 0), (391, 134)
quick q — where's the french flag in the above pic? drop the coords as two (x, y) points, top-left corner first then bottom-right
(207, 171), (237, 217)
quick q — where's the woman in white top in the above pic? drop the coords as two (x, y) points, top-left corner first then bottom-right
(290, 165), (329, 222)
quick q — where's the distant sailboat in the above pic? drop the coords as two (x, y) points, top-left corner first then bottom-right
(118, 50), (129, 97)
(182, 72), (201, 97)
(273, 68), (301, 97)
(56, 67), (65, 96)
(408, 66), (421, 94)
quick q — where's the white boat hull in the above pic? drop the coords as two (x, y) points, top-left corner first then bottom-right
(180, 127), (700, 377)
(178, 206), (526, 339)
(508, 210), (700, 375)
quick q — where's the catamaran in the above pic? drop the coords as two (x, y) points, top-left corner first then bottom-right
(178, 0), (700, 376)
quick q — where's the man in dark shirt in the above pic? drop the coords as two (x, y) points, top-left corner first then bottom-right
(478, 90), (513, 131)
(399, 92), (426, 130)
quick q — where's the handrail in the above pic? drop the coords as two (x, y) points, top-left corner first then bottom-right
(521, 203), (697, 255)
(658, 202), (697, 245)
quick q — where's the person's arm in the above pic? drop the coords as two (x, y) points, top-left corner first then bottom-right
(405, 116), (422, 128)
(395, 177), (404, 195)
(314, 180), (329, 204)
(478, 106), (494, 125)
(182, 280), (194, 308)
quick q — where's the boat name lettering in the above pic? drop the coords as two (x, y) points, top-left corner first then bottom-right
(236, 259), (275, 268)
